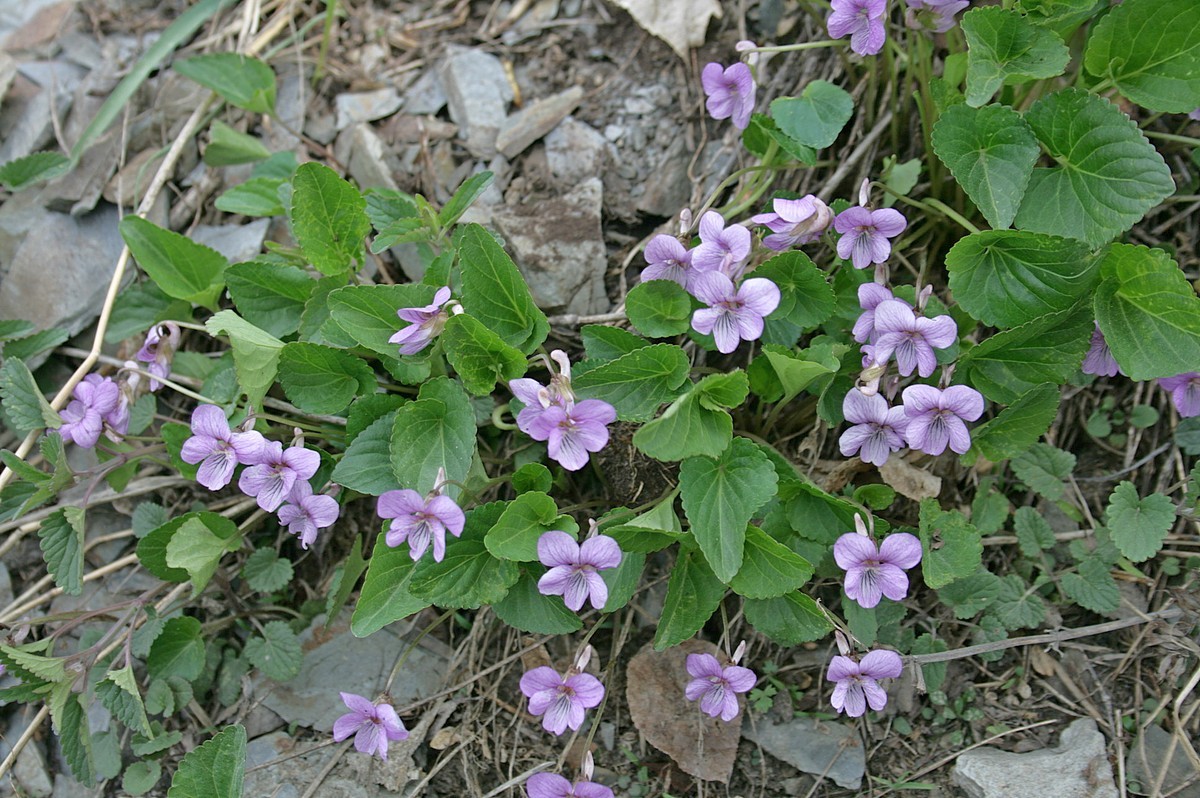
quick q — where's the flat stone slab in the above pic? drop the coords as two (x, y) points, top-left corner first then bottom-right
(953, 718), (1118, 798)
(742, 716), (865, 790)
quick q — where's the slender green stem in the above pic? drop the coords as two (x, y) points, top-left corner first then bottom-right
(315, 0), (339, 83)
(1143, 130), (1200, 147)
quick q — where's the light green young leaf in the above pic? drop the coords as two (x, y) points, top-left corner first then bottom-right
(632, 386), (730, 461)
(96, 666), (152, 736)
(215, 177), (287, 217)
(601, 549), (644, 612)
(123, 761), (162, 797)
(0, 358), (61, 435)
(918, 500), (982, 589)
(120, 217), (229, 310)
(1013, 90), (1174, 246)
(653, 545), (726, 650)
(331, 410), (398, 495)
(484, 492), (577, 562)
(204, 310), (284, 409)
(761, 344), (839, 403)
(1106, 481), (1174, 562)
(390, 377), (476, 499)
(224, 261), (315, 337)
(492, 570), (583, 634)
(408, 538), (519, 608)
(770, 81), (854, 149)
(38, 506), (85, 595)
(289, 162), (371, 276)
(743, 592), (832, 645)
(326, 283), (435, 357)
(454, 223), (549, 353)
(203, 120), (270, 166)
(351, 541), (427, 637)
(174, 52), (277, 114)
(1060, 557), (1120, 613)
(625, 279), (693, 338)
(729, 524), (814, 599)
(241, 548), (294, 593)
(439, 171), (494, 228)
(441, 313), (527, 396)
(0, 151), (70, 190)
(147, 617), (205, 682)
(166, 724), (247, 798)
(3, 327), (68, 362)
(572, 344), (691, 421)
(581, 325), (650, 360)
(970, 383), (1061, 462)
(278, 342), (374, 414)
(1010, 442), (1076, 500)
(961, 7), (1070, 106)
(1013, 506), (1056, 557)
(245, 621), (302, 682)
(166, 518), (241, 596)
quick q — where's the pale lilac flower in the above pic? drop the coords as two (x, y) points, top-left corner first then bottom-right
(59, 374), (122, 449)
(1082, 324), (1121, 377)
(1188, 109), (1200, 122)
(826, 650), (903, 717)
(691, 272), (781, 354)
(700, 62), (756, 130)
(684, 653), (757, 722)
(520, 666), (605, 735)
(839, 389), (908, 466)
(136, 322), (180, 391)
(853, 283), (908, 343)
(828, 0), (888, 56)
(905, 0), (968, 32)
(1159, 373), (1200, 418)
(751, 195), (834, 251)
(871, 300), (957, 377)
(179, 405), (267, 490)
(640, 234), (696, 290)
(377, 485), (465, 562)
(537, 530), (622, 611)
(332, 692), (408, 760)
(691, 211), (752, 278)
(389, 286), (453, 356)
(526, 773), (614, 798)
(834, 206), (907, 269)
(526, 401), (617, 472)
(238, 441), (321, 512)
(834, 532), (922, 607)
(278, 481), (340, 549)
(901, 384), (984, 455)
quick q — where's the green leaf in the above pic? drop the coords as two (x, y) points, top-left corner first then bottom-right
(1094, 244), (1200, 381)
(625, 279), (694, 338)
(161, 423), (199, 483)
(224, 261), (315, 337)
(742, 113), (817, 164)
(204, 310), (284, 409)
(244, 621), (302, 682)
(1060, 557), (1120, 613)
(203, 120), (270, 166)
(632, 372), (746, 461)
(390, 377), (476, 498)
(331, 410), (398, 495)
(0, 151), (70, 189)
(215, 177), (287, 217)
(120, 216), (229, 310)
(1083, 0), (1200, 114)
(1106, 481), (1174, 562)
(325, 534), (367, 625)
(38, 506), (85, 595)
(1017, 0), (1104, 32)
(57, 691), (95, 786)
(442, 313), (527, 396)
(166, 518), (241, 596)
(124, 761), (162, 796)
(1013, 506), (1056, 557)
(439, 171), (494, 227)
(680, 438), (778, 583)
(602, 495), (684, 553)
(174, 52), (276, 114)
(346, 394), (407, 443)
(601, 549), (644, 612)
(241, 548), (294, 593)
(770, 81), (854, 149)
(0, 320), (36, 341)
(351, 539), (427, 637)
(843, 596), (879, 648)
(492, 569), (583, 634)
(911, 634), (949, 692)
(167, 724), (246, 798)
(484, 492), (567, 561)
(278, 342), (374, 414)
(761, 344), (839, 403)
(970, 383), (1061, 462)
(147, 617), (205, 682)
(961, 7), (1070, 106)
(743, 592), (832, 645)
(919, 500), (983, 589)
(409, 538), (519, 608)
(454, 223), (549, 354)
(653, 545), (726, 650)
(729, 525), (814, 599)
(1, 357), (60, 435)
(138, 512), (236, 583)
(96, 666), (152, 736)
(989, 574), (1046, 629)
(946, 231), (1099, 328)
(3, 327), (68, 362)
(289, 162), (371, 276)
(572, 344), (690, 421)
(1013, 89), (1174, 246)
(1010, 442), (1076, 500)
(755, 251), (836, 332)
(106, 281), (191, 344)
(326, 283), (435, 357)
(957, 304), (1091, 404)
(937, 570), (1003, 619)
(581, 325), (650, 360)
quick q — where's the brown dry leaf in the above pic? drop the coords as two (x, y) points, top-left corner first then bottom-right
(879, 456), (942, 501)
(605, 0), (723, 61)
(625, 639), (742, 783)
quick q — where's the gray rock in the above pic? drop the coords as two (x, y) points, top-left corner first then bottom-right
(636, 137), (692, 218)
(1, 711), (53, 797)
(191, 218), (270, 265)
(496, 85), (584, 158)
(42, 130), (121, 215)
(742, 717), (865, 790)
(489, 177), (608, 316)
(953, 718), (1118, 798)
(1125, 723), (1200, 798)
(266, 65), (308, 152)
(0, 0), (65, 40)
(0, 51), (16, 99)
(0, 61), (85, 163)
(403, 68), (446, 115)
(334, 87), (403, 129)
(440, 46), (513, 158)
(243, 731), (378, 798)
(341, 123), (400, 191)
(51, 775), (99, 798)
(545, 117), (610, 186)
(0, 560), (12, 609)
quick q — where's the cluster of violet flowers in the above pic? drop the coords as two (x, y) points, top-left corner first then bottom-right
(828, 0), (969, 56)
(1083, 325), (1199, 419)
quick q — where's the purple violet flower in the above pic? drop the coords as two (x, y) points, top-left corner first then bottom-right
(700, 62), (756, 130)
(690, 272), (781, 354)
(526, 401), (617, 472)
(136, 322), (180, 391)
(904, 0), (968, 32)
(59, 374), (122, 450)
(827, 0), (888, 56)
(238, 441), (321, 512)
(526, 773), (614, 798)
(751, 195), (833, 251)
(537, 530), (623, 611)
(834, 531), (922, 608)
(826, 650), (903, 717)
(640, 234), (696, 290)
(1081, 325), (1121, 377)
(871, 300), (957, 377)
(377, 480), (465, 562)
(853, 283), (908, 344)
(834, 206), (907, 269)
(389, 286), (453, 356)
(277, 481), (340, 549)
(684, 653), (757, 722)
(519, 666), (605, 736)
(179, 405), (267, 491)
(839, 389), (908, 466)
(901, 384), (984, 455)
(691, 211), (752, 278)
(1190, 109), (1200, 122)
(1158, 373), (1200, 418)
(332, 692), (408, 760)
